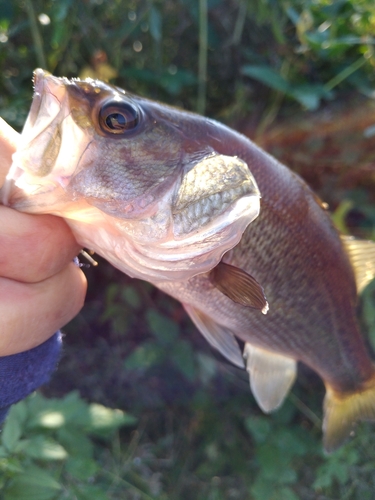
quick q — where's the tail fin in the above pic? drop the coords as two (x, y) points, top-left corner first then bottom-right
(323, 375), (375, 452)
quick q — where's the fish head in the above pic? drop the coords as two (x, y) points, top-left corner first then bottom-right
(3, 69), (261, 282)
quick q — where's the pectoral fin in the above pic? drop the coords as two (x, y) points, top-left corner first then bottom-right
(184, 304), (245, 368)
(340, 235), (375, 293)
(209, 262), (269, 314)
(243, 343), (297, 413)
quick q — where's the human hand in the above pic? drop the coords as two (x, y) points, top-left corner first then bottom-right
(0, 117), (87, 355)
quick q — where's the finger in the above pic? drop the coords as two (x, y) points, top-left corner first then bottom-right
(0, 206), (81, 283)
(0, 262), (87, 356)
(0, 118), (19, 186)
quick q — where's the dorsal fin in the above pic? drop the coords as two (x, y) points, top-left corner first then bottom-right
(340, 235), (375, 293)
(184, 304), (245, 368)
(209, 262), (269, 314)
(243, 343), (297, 413)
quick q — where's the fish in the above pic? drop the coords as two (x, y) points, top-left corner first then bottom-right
(3, 68), (375, 452)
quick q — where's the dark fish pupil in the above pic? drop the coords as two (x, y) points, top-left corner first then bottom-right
(99, 101), (139, 134)
(106, 113), (126, 130)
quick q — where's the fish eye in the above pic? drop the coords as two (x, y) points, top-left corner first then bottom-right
(99, 101), (139, 134)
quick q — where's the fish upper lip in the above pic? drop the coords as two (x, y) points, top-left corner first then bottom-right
(33, 68), (67, 107)
(33, 68), (48, 93)
(26, 69), (45, 129)
(23, 69), (67, 139)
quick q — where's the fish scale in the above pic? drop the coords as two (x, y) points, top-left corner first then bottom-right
(258, 258), (363, 385)
(4, 69), (375, 452)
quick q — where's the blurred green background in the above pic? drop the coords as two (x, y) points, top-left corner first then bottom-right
(1, 0), (375, 498)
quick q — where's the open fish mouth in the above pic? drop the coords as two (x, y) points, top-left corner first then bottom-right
(2, 69), (91, 208)
(1, 69), (261, 282)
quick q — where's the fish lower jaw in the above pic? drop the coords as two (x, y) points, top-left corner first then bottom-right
(61, 194), (257, 283)
(4, 185), (67, 217)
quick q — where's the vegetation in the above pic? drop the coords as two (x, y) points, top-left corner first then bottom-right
(2, 0), (375, 125)
(1, 0), (375, 498)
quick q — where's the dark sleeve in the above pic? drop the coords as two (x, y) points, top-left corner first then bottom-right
(0, 332), (62, 422)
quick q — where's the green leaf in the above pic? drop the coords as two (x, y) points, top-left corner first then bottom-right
(11, 464), (61, 488)
(124, 341), (165, 370)
(158, 69), (197, 95)
(257, 443), (297, 483)
(250, 476), (277, 500)
(273, 428), (309, 457)
(251, 471), (299, 500)
(87, 403), (137, 434)
(31, 410), (67, 429)
(51, 0), (73, 22)
(2, 412), (23, 452)
(120, 67), (196, 95)
(197, 353), (217, 385)
(65, 456), (99, 481)
(171, 340), (196, 381)
(242, 65), (331, 109)
(146, 309), (180, 343)
(56, 427), (94, 459)
(28, 391), (91, 429)
(3, 484), (58, 500)
(121, 286), (141, 309)
(15, 436), (68, 460)
(245, 416), (271, 444)
(278, 487), (300, 500)
(3, 465), (61, 500)
(242, 65), (290, 93)
(0, 456), (23, 473)
(287, 86), (322, 111)
(72, 484), (109, 500)
(9, 400), (28, 426)
(297, 84), (327, 109)
(314, 447), (359, 490)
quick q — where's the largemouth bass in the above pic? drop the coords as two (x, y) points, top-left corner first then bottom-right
(3, 69), (375, 452)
